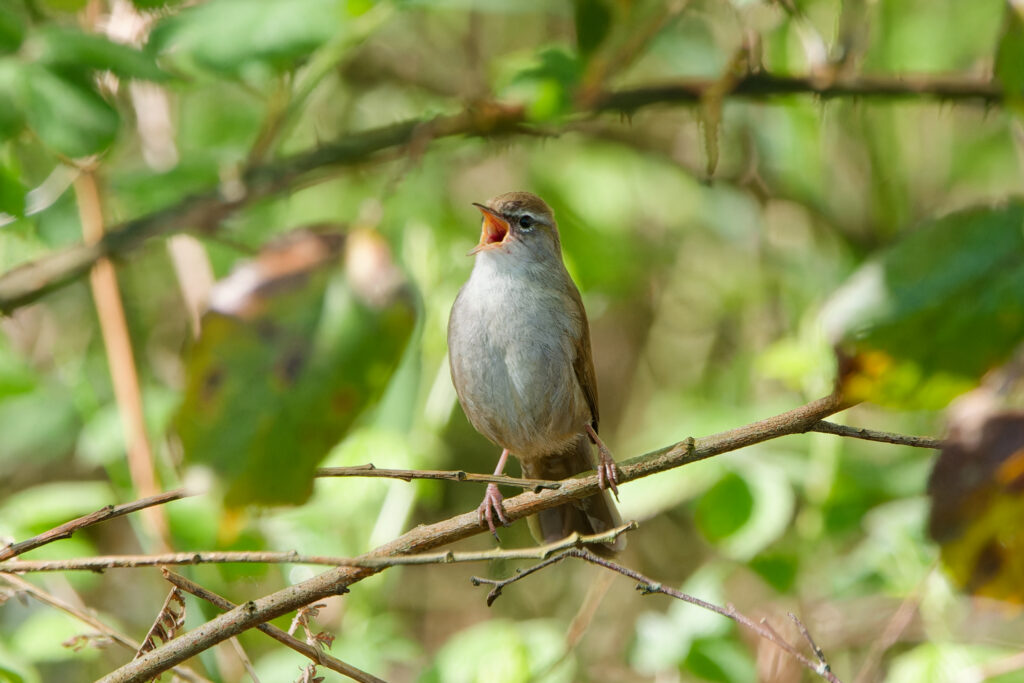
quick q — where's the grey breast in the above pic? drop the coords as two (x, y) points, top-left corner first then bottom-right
(448, 256), (588, 458)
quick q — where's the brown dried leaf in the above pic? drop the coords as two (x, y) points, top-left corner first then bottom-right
(928, 396), (1024, 601)
(310, 630), (335, 651)
(135, 587), (186, 659)
(63, 633), (113, 652)
(294, 664), (324, 683)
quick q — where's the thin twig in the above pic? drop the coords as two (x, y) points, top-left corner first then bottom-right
(0, 573), (210, 683)
(853, 566), (931, 683)
(0, 489), (189, 562)
(315, 464), (562, 490)
(807, 421), (942, 449)
(1, 523), (637, 573)
(471, 549), (842, 683)
(100, 393), (850, 683)
(789, 612), (833, 678)
(227, 637), (261, 683)
(0, 74), (1007, 314)
(162, 570), (384, 683)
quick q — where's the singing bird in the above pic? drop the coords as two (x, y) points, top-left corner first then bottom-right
(447, 191), (623, 554)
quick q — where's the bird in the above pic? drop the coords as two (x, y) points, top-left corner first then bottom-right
(447, 191), (624, 554)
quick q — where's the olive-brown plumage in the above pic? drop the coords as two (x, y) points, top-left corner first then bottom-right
(448, 191), (623, 553)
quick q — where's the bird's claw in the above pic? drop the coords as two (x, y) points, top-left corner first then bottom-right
(596, 446), (621, 500)
(477, 483), (510, 541)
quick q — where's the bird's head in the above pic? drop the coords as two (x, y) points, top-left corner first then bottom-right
(469, 191), (561, 259)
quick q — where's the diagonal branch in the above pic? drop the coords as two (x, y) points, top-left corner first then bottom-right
(99, 392), (851, 683)
(0, 74), (1005, 314)
(162, 570), (384, 683)
(0, 489), (189, 562)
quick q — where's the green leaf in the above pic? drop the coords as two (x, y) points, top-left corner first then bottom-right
(0, 481), (113, 537)
(887, 643), (1024, 683)
(11, 611), (101, 663)
(683, 638), (756, 683)
(0, 163), (26, 217)
(425, 619), (575, 683)
(0, 57), (25, 139)
(695, 472), (753, 542)
(0, 7), (25, 54)
(822, 203), (1024, 409)
(20, 65), (119, 158)
(0, 383), (80, 471)
(996, 4), (1024, 104)
(748, 552), (798, 593)
(149, 0), (341, 76)
(500, 47), (581, 122)
(175, 230), (417, 507)
(573, 0), (611, 60)
(29, 26), (169, 81)
(41, 0), (87, 11)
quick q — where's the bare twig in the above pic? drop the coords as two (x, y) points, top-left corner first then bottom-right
(0, 74), (1006, 314)
(315, 464), (562, 490)
(0, 489), (188, 562)
(471, 549), (842, 683)
(789, 612), (833, 679)
(807, 421), (943, 449)
(0, 573), (210, 683)
(227, 636), (261, 683)
(75, 171), (168, 549)
(99, 392), (850, 683)
(1, 523), (636, 573)
(162, 570), (384, 683)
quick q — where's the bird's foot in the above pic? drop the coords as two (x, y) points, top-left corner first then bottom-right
(596, 444), (621, 500)
(477, 483), (510, 541)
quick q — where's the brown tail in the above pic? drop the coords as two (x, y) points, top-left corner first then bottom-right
(521, 435), (624, 556)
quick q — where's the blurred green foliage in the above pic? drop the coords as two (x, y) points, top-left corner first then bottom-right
(0, 0), (1023, 681)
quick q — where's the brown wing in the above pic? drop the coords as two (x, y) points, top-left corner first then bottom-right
(568, 284), (600, 433)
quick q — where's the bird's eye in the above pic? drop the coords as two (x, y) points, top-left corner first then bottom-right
(518, 215), (535, 230)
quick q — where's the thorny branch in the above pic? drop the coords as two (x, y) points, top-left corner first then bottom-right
(0, 524), (636, 574)
(470, 548), (841, 683)
(0, 74), (1006, 314)
(99, 392), (851, 683)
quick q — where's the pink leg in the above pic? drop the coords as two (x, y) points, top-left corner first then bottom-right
(584, 423), (620, 499)
(478, 448), (511, 540)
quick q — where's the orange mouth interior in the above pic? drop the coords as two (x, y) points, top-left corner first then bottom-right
(472, 204), (510, 252)
(481, 214), (508, 246)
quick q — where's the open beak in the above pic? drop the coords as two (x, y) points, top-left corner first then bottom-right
(469, 203), (510, 255)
